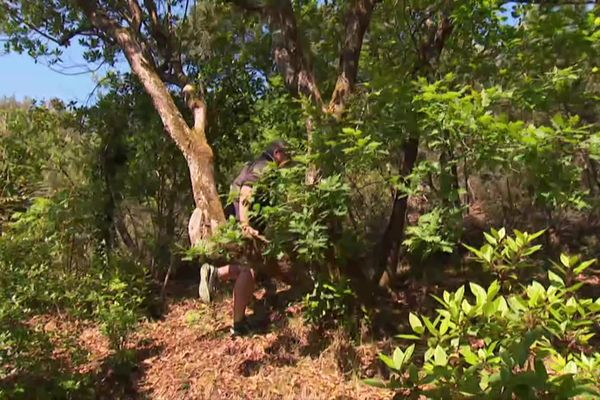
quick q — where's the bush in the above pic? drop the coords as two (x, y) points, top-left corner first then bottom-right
(464, 227), (545, 288)
(403, 207), (462, 260)
(95, 275), (144, 353)
(303, 275), (364, 332)
(187, 158), (352, 271)
(368, 229), (600, 399)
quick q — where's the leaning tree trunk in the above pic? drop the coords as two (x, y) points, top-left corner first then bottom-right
(78, 2), (225, 246)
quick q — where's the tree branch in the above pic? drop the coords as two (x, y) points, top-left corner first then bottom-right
(142, 0), (188, 88)
(74, 0), (195, 152)
(127, 0), (144, 33)
(3, 5), (94, 47)
(230, 0), (322, 103)
(327, 0), (379, 118)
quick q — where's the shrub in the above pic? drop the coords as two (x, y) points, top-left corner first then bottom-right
(403, 207), (462, 260)
(303, 275), (361, 329)
(367, 229), (600, 399)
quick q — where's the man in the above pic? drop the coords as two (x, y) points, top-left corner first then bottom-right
(198, 140), (291, 336)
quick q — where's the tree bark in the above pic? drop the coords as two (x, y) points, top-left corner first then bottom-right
(77, 1), (225, 245)
(374, 137), (418, 287)
(251, 0), (323, 102)
(327, 0), (378, 118)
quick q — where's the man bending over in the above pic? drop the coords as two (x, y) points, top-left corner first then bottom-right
(198, 140), (291, 336)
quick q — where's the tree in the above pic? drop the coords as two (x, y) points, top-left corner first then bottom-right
(1, 0), (380, 244)
(2, 0), (224, 244)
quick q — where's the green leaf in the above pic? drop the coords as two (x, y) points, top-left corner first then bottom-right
(484, 232), (497, 245)
(393, 347), (405, 370)
(496, 296), (508, 315)
(470, 282), (487, 306)
(396, 334), (421, 340)
(508, 296), (527, 312)
(481, 244), (494, 263)
(498, 228), (506, 240)
(408, 363), (419, 383)
(565, 297), (577, 315)
(431, 294), (446, 307)
(434, 345), (448, 366)
(363, 378), (388, 388)
(379, 353), (397, 370)
(404, 344), (415, 364)
(548, 270), (565, 287)
(574, 259), (596, 275)
(528, 229), (546, 241)
(462, 299), (473, 316)
(455, 286), (465, 304)
(563, 360), (578, 375)
(443, 291), (450, 305)
(463, 244), (483, 259)
(460, 346), (480, 366)
(422, 316), (438, 336)
(439, 318), (450, 335)
(560, 253), (571, 268)
(487, 280), (500, 300)
(409, 312), (424, 335)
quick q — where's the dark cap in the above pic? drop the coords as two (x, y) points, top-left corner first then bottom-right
(264, 139), (291, 159)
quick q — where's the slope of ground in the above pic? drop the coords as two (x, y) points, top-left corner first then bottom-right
(18, 284), (392, 400)
(134, 294), (390, 400)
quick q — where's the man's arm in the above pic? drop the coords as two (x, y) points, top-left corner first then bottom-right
(238, 184), (254, 228)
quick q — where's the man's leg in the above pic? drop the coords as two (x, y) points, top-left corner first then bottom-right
(216, 264), (241, 280)
(214, 264), (257, 321)
(200, 263), (246, 302)
(199, 263), (258, 335)
(232, 267), (255, 324)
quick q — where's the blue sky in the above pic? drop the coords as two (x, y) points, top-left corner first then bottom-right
(0, 42), (124, 104)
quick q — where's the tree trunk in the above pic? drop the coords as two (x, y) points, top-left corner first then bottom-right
(372, 13), (453, 288)
(327, 0), (378, 118)
(373, 136), (419, 287)
(77, 2), (225, 246)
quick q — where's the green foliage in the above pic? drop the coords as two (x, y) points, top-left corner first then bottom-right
(189, 159), (352, 270)
(403, 207), (461, 259)
(3, 1), (600, 397)
(369, 229), (600, 399)
(95, 275), (144, 352)
(303, 275), (358, 328)
(0, 101), (151, 398)
(257, 163), (351, 266)
(464, 228), (545, 286)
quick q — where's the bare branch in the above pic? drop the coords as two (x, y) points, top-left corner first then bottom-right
(142, 0), (188, 88)
(47, 59), (107, 76)
(3, 6), (94, 47)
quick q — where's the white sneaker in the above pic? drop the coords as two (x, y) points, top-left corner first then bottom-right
(199, 263), (217, 302)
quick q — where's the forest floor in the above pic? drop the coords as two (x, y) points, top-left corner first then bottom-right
(30, 282), (395, 400)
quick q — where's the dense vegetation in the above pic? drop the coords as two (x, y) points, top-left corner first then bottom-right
(1, 0), (600, 398)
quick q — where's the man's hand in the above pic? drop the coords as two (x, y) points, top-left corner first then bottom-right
(241, 223), (270, 243)
(241, 223), (260, 238)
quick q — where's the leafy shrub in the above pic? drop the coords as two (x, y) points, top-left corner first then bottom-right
(403, 207), (462, 259)
(303, 276), (359, 328)
(368, 229), (600, 399)
(464, 227), (545, 287)
(188, 159), (351, 270)
(95, 275), (144, 353)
